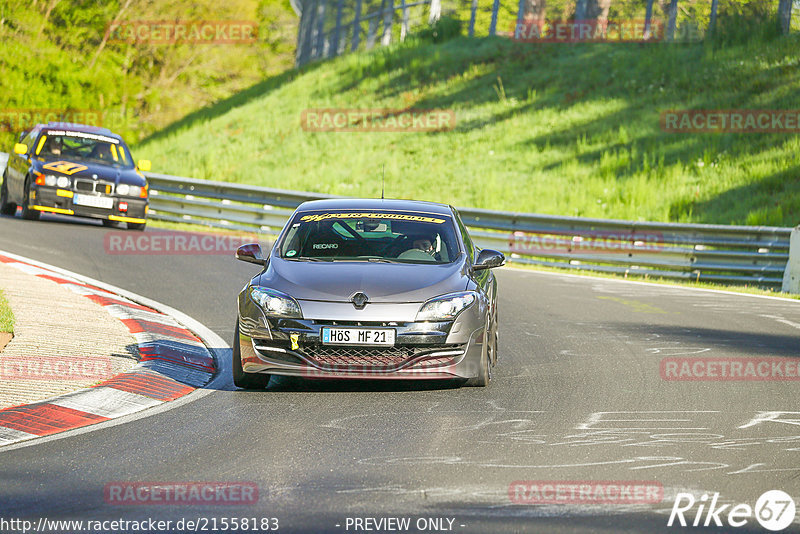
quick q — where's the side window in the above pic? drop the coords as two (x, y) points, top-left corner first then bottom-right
(21, 131), (37, 153)
(453, 210), (475, 262)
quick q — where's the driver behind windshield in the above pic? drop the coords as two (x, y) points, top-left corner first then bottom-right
(399, 232), (439, 261)
(45, 137), (62, 156)
(89, 142), (113, 161)
(412, 236), (435, 256)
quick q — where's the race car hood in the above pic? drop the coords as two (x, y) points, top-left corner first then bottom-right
(255, 257), (468, 303)
(34, 158), (146, 186)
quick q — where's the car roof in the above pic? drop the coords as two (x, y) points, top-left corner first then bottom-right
(295, 198), (454, 216)
(35, 123), (123, 140)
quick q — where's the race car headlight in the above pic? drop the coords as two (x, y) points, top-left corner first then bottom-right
(116, 184), (142, 197)
(55, 176), (69, 188)
(249, 287), (302, 318)
(416, 291), (477, 321)
(44, 175), (57, 187)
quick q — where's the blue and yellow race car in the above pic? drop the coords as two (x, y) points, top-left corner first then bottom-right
(1, 122), (151, 230)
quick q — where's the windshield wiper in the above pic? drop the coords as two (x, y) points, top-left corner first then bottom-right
(286, 257), (333, 262)
(366, 257), (403, 263)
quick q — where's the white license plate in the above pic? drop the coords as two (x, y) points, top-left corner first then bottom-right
(73, 194), (113, 209)
(321, 327), (395, 346)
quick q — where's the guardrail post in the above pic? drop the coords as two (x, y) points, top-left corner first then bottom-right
(782, 225), (800, 293)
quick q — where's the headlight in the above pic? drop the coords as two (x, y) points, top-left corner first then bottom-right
(44, 175), (57, 187)
(249, 287), (302, 318)
(55, 176), (69, 188)
(117, 184), (142, 197)
(416, 291), (476, 321)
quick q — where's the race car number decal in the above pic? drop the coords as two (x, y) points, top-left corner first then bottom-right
(42, 161), (88, 175)
(300, 212), (446, 224)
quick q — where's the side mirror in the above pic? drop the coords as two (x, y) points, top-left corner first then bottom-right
(14, 143), (27, 155)
(472, 249), (505, 271)
(236, 243), (266, 265)
(137, 159), (151, 172)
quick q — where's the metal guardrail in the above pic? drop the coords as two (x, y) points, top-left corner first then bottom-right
(145, 172), (793, 288)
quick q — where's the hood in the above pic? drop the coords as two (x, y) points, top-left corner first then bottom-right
(256, 257), (468, 303)
(35, 158), (146, 186)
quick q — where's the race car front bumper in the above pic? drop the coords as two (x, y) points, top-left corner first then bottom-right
(238, 315), (487, 381)
(29, 186), (148, 223)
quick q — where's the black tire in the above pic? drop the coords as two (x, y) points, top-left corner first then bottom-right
(20, 178), (40, 221)
(491, 306), (499, 366)
(127, 221), (146, 231)
(0, 174), (16, 216)
(464, 320), (492, 387)
(232, 321), (271, 389)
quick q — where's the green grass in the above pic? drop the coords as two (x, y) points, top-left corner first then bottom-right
(0, 290), (14, 334)
(135, 31), (800, 227)
(0, 0), (296, 149)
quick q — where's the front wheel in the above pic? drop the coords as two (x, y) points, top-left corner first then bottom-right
(20, 178), (40, 221)
(0, 174), (17, 216)
(232, 321), (271, 389)
(464, 326), (492, 387)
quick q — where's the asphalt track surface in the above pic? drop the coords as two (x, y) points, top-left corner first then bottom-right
(0, 212), (799, 534)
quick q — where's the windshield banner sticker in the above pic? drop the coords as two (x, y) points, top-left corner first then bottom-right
(299, 212), (446, 224)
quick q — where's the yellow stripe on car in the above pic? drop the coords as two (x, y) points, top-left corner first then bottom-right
(108, 215), (146, 224)
(31, 205), (74, 215)
(35, 136), (47, 155)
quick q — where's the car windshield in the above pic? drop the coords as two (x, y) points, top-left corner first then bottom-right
(279, 210), (461, 264)
(34, 130), (135, 169)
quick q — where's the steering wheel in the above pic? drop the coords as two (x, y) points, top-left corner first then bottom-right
(380, 234), (410, 257)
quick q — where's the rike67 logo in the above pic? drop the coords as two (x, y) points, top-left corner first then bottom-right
(668, 490), (796, 531)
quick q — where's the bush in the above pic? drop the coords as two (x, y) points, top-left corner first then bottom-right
(709, 3), (782, 47)
(416, 15), (463, 43)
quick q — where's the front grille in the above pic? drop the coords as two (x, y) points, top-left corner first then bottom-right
(299, 344), (465, 371)
(311, 320), (397, 327)
(303, 345), (413, 369)
(74, 179), (113, 194)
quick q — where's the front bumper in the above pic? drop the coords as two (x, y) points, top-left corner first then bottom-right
(29, 186), (147, 223)
(238, 317), (486, 381)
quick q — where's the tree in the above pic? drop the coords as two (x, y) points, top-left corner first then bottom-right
(524, 0), (546, 21)
(574, 0), (611, 21)
(778, 0), (792, 33)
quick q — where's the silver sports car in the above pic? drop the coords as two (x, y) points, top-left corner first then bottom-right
(233, 198), (504, 388)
